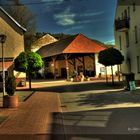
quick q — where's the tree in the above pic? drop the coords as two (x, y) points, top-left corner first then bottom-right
(50, 33), (74, 40)
(14, 52), (44, 89)
(98, 47), (124, 84)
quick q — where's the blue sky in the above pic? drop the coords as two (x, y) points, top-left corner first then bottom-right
(21, 0), (117, 44)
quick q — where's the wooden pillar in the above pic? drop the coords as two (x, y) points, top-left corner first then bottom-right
(64, 54), (69, 79)
(52, 56), (57, 79)
(74, 57), (76, 70)
(117, 65), (120, 82)
(76, 57), (83, 74)
(89, 54), (96, 76)
(82, 56), (85, 75)
(93, 54), (96, 76)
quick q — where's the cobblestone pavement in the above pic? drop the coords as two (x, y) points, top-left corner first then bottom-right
(0, 79), (140, 140)
(0, 92), (63, 140)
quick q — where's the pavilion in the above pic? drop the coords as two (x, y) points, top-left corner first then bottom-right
(37, 34), (106, 79)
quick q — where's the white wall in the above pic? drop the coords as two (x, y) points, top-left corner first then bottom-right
(115, 2), (140, 80)
(95, 54), (118, 77)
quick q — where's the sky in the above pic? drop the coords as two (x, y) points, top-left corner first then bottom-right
(21, 0), (117, 44)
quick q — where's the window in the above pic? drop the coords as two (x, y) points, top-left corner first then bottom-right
(122, 13), (124, 19)
(124, 9), (127, 18)
(125, 32), (129, 47)
(119, 36), (122, 50)
(133, 2), (136, 12)
(134, 26), (138, 44)
(137, 56), (140, 73)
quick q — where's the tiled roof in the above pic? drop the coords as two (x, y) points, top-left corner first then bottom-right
(63, 34), (105, 53)
(37, 34), (106, 58)
(0, 61), (13, 71)
(31, 34), (58, 52)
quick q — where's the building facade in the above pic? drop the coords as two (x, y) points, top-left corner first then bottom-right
(0, 7), (26, 86)
(114, 0), (140, 81)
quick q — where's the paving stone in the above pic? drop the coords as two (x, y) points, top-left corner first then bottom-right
(0, 92), (62, 140)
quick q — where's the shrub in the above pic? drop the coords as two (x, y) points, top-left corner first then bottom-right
(5, 76), (16, 96)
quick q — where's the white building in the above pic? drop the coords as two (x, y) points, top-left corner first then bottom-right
(114, 0), (140, 82)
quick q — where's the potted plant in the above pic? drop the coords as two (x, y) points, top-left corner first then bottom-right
(3, 76), (18, 108)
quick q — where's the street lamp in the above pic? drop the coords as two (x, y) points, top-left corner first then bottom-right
(0, 34), (7, 97)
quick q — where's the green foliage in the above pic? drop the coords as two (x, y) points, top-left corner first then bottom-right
(14, 52), (27, 72)
(98, 47), (124, 66)
(14, 51), (44, 73)
(14, 51), (44, 89)
(5, 76), (16, 96)
(26, 52), (44, 73)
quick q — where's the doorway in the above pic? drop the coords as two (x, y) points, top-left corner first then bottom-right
(61, 68), (67, 78)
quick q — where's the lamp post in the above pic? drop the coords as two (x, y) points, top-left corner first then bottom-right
(0, 34), (7, 97)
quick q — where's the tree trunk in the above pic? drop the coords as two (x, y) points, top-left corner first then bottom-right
(111, 66), (114, 85)
(106, 67), (108, 83)
(28, 73), (32, 90)
(117, 65), (120, 82)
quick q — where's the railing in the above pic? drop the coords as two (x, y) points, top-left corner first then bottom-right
(115, 18), (130, 31)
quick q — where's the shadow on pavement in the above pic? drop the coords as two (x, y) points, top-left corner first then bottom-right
(75, 89), (140, 107)
(32, 82), (123, 93)
(51, 112), (66, 140)
(51, 107), (140, 140)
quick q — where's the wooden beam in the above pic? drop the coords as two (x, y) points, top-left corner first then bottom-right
(68, 60), (74, 66)
(67, 54), (71, 59)
(76, 57), (83, 63)
(82, 56), (85, 75)
(73, 58), (76, 70)
(89, 54), (95, 60)
(51, 56), (57, 79)
(68, 58), (77, 70)
(92, 54), (96, 75)
(86, 54), (96, 76)
(64, 54), (69, 79)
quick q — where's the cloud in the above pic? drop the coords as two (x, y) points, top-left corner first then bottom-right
(54, 7), (76, 26)
(41, 0), (64, 12)
(79, 11), (104, 17)
(63, 18), (105, 33)
(77, 19), (104, 24)
(42, 0), (64, 4)
(54, 8), (104, 26)
(104, 39), (115, 45)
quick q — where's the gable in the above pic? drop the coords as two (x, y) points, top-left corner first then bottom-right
(63, 34), (105, 53)
(32, 34), (58, 52)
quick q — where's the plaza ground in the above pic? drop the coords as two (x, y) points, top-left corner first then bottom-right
(0, 79), (140, 140)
